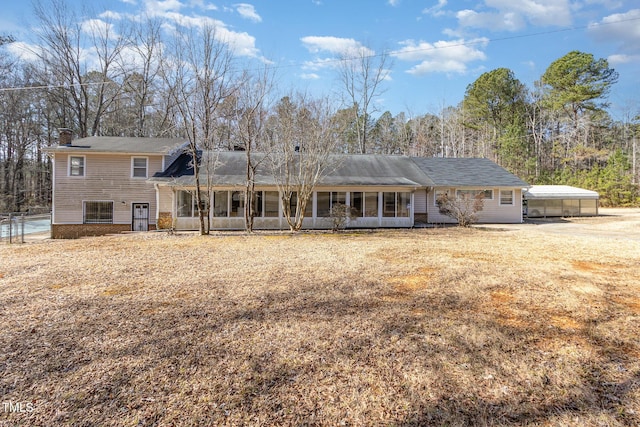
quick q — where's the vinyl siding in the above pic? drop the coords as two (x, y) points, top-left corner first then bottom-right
(414, 189), (427, 214)
(53, 153), (162, 225)
(427, 187), (522, 224)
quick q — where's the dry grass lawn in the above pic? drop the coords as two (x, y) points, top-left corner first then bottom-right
(1, 214), (639, 426)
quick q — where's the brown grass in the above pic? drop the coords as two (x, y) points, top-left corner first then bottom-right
(1, 220), (639, 426)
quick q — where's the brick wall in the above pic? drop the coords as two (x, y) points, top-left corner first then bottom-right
(52, 224), (132, 239)
(157, 212), (173, 230)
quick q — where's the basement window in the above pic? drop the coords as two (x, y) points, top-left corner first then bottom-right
(84, 201), (113, 224)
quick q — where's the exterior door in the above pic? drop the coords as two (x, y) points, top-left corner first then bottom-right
(132, 203), (149, 231)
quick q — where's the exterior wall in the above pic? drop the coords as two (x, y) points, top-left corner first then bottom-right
(427, 187), (523, 224)
(52, 152), (163, 237)
(52, 224), (133, 239)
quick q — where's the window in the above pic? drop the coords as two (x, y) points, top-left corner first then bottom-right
(434, 190), (449, 206)
(231, 191), (244, 217)
(264, 191), (280, 217)
(212, 191), (228, 217)
(500, 190), (514, 205)
(177, 191), (193, 217)
(253, 191), (263, 217)
(456, 189), (493, 200)
(69, 156), (85, 177)
(383, 192), (396, 217)
(397, 192), (411, 217)
(84, 201), (113, 224)
(364, 192), (378, 217)
(351, 192), (363, 217)
(317, 192), (331, 217)
(177, 190), (209, 217)
(382, 192), (411, 217)
(317, 191), (346, 217)
(132, 157), (148, 178)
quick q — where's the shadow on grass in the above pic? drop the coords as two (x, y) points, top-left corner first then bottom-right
(1, 274), (639, 426)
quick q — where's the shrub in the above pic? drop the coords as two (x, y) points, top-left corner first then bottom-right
(436, 192), (484, 227)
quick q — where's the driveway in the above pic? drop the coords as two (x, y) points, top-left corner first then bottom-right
(481, 208), (640, 242)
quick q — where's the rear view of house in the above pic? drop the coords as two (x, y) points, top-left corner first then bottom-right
(45, 131), (188, 239)
(46, 134), (529, 238)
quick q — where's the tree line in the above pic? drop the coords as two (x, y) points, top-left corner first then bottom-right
(0, 0), (638, 214)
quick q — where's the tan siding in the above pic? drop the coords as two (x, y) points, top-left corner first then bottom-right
(414, 189), (427, 214)
(427, 187), (522, 224)
(53, 153), (162, 225)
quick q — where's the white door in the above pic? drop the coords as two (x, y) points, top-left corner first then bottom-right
(132, 203), (149, 231)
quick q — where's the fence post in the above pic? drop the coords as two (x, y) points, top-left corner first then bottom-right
(8, 213), (12, 244)
(21, 214), (25, 243)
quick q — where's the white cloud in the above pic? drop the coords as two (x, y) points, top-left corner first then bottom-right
(392, 38), (488, 75)
(456, 9), (525, 31)
(188, 0), (218, 10)
(588, 9), (640, 54)
(456, 0), (573, 31)
(301, 36), (374, 57)
(6, 42), (40, 62)
(120, 0), (138, 5)
(423, 0), (447, 17)
(140, 5), (264, 60)
(235, 3), (262, 23)
(300, 73), (321, 80)
(144, 0), (184, 13)
(81, 19), (118, 38)
(99, 11), (126, 20)
(388, 0), (400, 6)
(607, 54), (640, 65)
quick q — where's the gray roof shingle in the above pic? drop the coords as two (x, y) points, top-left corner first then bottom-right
(410, 157), (529, 188)
(45, 136), (188, 155)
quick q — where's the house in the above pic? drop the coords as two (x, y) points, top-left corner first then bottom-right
(46, 134), (529, 238)
(524, 185), (599, 218)
(45, 130), (188, 238)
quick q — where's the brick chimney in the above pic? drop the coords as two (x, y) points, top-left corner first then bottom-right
(58, 128), (72, 146)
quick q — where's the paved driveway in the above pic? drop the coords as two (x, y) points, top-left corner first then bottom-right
(482, 208), (640, 242)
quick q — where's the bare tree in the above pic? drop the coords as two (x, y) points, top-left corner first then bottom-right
(32, 0), (127, 137)
(163, 22), (235, 235)
(268, 93), (343, 231)
(337, 44), (392, 154)
(232, 68), (274, 232)
(122, 16), (164, 137)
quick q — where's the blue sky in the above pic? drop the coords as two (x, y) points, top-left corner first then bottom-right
(3, 0), (640, 121)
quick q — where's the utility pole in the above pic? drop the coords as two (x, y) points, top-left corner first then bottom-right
(633, 136), (637, 185)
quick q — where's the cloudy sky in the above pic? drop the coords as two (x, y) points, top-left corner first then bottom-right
(3, 0), (640, 119)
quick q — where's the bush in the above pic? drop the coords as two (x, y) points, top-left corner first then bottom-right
(329, 203), (354, 232)
(436, 192), (484, 227)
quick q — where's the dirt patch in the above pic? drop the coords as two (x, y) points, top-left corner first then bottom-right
(390, 267), (435, 293)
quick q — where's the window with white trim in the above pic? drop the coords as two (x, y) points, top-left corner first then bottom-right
(84, 201), (113, 224)
(132, 157), (148, 178)
(69, 156), (85, 176)
(456, 189), (493, 200)
(500, 190), (514, 205)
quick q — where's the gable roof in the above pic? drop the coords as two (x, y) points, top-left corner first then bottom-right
(152, 151), (431, 187)
(410, 157), (529, 188)
(153, 151), (528, 189)
(45, 136), (188, 155)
